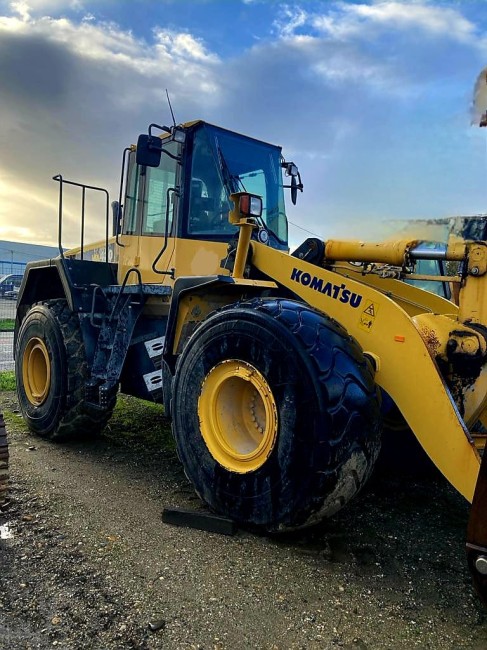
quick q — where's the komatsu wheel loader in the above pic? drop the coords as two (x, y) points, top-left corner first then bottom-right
(13, 119), (487, 605)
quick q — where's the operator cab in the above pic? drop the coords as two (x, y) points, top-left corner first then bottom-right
(127, 121), (293, 251)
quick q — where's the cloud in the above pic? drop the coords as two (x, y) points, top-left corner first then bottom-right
(274, 1), (477, 43)
(0, 1), (486, 249)
(0, 9), (225, 245)
(338, 1), (476, 40)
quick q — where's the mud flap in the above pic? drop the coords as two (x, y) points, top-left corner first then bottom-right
(466, 448), (487, 607)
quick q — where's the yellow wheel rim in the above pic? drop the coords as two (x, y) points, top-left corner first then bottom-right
(198, 360), (278, 473)
(22, 337), (51, 406)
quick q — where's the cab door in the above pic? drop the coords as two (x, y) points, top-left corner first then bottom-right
(118, 140), (181, 285)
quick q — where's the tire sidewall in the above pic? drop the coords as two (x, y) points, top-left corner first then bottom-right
(15, 304), (68, 436)
(172, 308), (332, 529)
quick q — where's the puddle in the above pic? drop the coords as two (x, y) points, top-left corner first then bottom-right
(0, 523), (13, 539)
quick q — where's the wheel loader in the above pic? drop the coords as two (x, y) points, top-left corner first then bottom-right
(13, 119), (487, 605)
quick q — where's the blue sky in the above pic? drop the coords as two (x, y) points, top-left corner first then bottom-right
(1, 0), (487, 249)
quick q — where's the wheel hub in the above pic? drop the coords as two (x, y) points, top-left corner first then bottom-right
(198, 360), (278, 473)
(22, 337), (51, 406)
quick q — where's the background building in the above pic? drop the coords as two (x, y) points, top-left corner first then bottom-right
(0, 240), (60, 275)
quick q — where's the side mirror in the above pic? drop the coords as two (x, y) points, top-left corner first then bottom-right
(282, 160), (303, 205)
(136, 134), (162, 167)
(291, 176), (298, 206)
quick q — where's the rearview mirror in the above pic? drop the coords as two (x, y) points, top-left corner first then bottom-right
(136, 134), (162, 168)
(281, 160), (303, 205)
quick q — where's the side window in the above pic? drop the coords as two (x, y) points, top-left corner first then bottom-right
(142, 143), (178, 236)
(123, 141), (179, 237)
(123, 151), (139, 235)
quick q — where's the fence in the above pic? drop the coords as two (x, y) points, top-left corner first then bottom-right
(0, 260), (26, 276)
(0, 261), (26, 372)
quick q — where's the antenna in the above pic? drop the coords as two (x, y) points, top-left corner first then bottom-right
(166, 89), (177, 127)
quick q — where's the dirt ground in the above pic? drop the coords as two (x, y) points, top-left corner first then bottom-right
(1, 390), (486, 650)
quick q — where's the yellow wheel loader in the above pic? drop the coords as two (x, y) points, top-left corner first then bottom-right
(13, 120), (487, 605)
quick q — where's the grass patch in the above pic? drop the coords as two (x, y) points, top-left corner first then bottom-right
(0, 319), (15, 332)
(0, 379), (174, 454)
(103, 394), (174, 453)
(0, 371), (16, 391)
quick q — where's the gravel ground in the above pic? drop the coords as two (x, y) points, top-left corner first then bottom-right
(0, 390), (486, 650)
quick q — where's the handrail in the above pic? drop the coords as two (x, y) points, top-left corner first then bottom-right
(52, 174), (110, 262)
(115, 147), (132, 248)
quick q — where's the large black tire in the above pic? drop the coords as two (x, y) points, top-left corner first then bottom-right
(15, 300), (116, 441)
(0, 414), (8, 507)
(172, 298), (382, 532)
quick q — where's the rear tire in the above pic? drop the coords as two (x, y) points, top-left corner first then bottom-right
(15, 300), (116, 441)
(172, 298), (382, 532)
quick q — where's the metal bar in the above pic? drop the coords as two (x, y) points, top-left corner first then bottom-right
(81, 186), (85, 261)
(53, 174), (65, 259)
(53, 175), (109, 260)
(406, 274), (461, 282)
(105, 189), (109, 264)
(151, 187), (177, 277)
(162, 508), (237, 535)
(409, 243), (448, 260)
(116, 148), (131, 248)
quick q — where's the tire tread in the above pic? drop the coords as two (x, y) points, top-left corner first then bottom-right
(17, 299), (116, 441)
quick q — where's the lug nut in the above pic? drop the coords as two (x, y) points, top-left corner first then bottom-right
(475, 555), (487, 575)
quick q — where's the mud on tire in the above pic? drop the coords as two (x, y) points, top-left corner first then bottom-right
(172, 298), (382, 532)
(15, 299), (116, 441)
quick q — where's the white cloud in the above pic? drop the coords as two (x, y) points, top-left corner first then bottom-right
(273, 5), (308, 38)
(9, 0), (85, 13)
(0, 1), (486, 248)
(10, 1), (30, 20)
(275, 1), (477, 43)
(0, 10), (225, 246)
(342, 2), (476, 40)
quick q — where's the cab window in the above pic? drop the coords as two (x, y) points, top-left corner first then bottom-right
(123, 140), (179, 237)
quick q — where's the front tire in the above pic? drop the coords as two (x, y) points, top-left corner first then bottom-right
(15, 300), (116, 441)
(172, 298), (382, 532)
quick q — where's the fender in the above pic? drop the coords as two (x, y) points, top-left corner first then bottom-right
(162, 274), (277, 416)
(15, 257), (118, 354)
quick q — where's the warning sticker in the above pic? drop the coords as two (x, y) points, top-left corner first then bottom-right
(358, 300), (379, 332)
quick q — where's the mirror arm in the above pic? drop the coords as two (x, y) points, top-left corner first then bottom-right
(161, 149), (182, 163)
(149, 123), (172, 137)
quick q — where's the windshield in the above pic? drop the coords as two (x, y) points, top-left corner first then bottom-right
(188, 124), (288, 245)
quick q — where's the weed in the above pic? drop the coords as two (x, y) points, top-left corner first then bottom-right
(0, 319), (15, 332)
(0, 371), (16, 391)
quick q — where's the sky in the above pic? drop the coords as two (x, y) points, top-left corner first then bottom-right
(2, 0), (487, 250)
